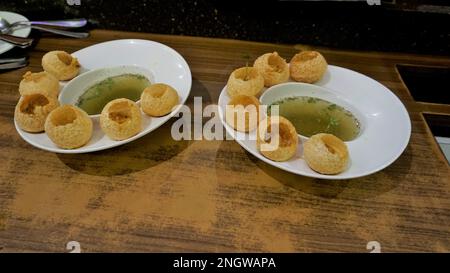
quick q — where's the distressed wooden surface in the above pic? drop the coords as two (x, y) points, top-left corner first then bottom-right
(0, 30), (449, 253)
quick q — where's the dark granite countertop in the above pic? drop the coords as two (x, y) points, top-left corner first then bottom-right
(1, 0), (449, 55)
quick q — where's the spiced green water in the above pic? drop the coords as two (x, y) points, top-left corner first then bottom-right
(76, 74), (150, 115)
(268, 96), (360, 141)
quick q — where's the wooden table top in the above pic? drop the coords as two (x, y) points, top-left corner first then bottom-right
(0, 29), (449, 253)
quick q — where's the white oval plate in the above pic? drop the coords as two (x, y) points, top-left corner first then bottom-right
(218, 65), (411, 179)
(15, 39), (192, 153)
(0, 11), (31, 55)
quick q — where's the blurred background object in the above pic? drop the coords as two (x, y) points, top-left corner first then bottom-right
(0, 0), (448, 55)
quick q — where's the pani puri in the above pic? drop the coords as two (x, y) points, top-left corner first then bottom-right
(226, 67), (264, 97)
(225, 95), (260, 132)
(303, 133), (349, 174)
(289, 51), (327, 83)
(100, 98), (142, 141)
(140, 83), (179, 117)
(19, 71), (59, 98)
(42, 50), (80, 80)
(15, 93), (59, 133)
(253, 52), (289, 87)
(257, 116), (298, 162)
(44, 105), (93, 149)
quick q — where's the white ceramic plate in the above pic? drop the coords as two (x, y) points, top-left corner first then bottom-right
(218, 65), (411, 179)
(59, 65), (156, 114)
(15, 39), (192, 153)
(0, 11), (31, 55)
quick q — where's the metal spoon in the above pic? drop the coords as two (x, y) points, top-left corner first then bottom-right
(11, 18), (87, 29)
(26, 25), (89, 38)
(0, 17), (89, 38)
(0, 17), (87, 33)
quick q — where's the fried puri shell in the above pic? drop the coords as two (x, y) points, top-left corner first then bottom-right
(303, 133), (349, 174)
(225, 95), (260, 132)
(226, 67), (264, 97)
(15, 93), (59, 133)
(140, 83), (179, 117)
(253, 52), (289, 87)
(100, 98), (142, 141)
(289, 51), (327, 83)
(42, 50), (80, 81)
(257, 116), (299, 162)
(44, 105), (93, 149)
(19, 71), (60, 98)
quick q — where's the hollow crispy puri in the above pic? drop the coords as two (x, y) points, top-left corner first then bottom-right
(44, 105), (93, 149)
(15, 93), (59, 133)
(226, 67), (264, 97)
(303, 133), (349, 174)
(257, 116), (299, 162)
(289, 51), (327, 83)
(19, 71), (60, 97)
(42, 50), (80, 81)
(140, 83), (179, 117)
(100, 98), (142, 141)
(253, 52), (289, 87)
(225, 95), (260, 132)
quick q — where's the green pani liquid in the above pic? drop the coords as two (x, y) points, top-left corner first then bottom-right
(76, 74), (150, 115)
(268, 96), (360, 141)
